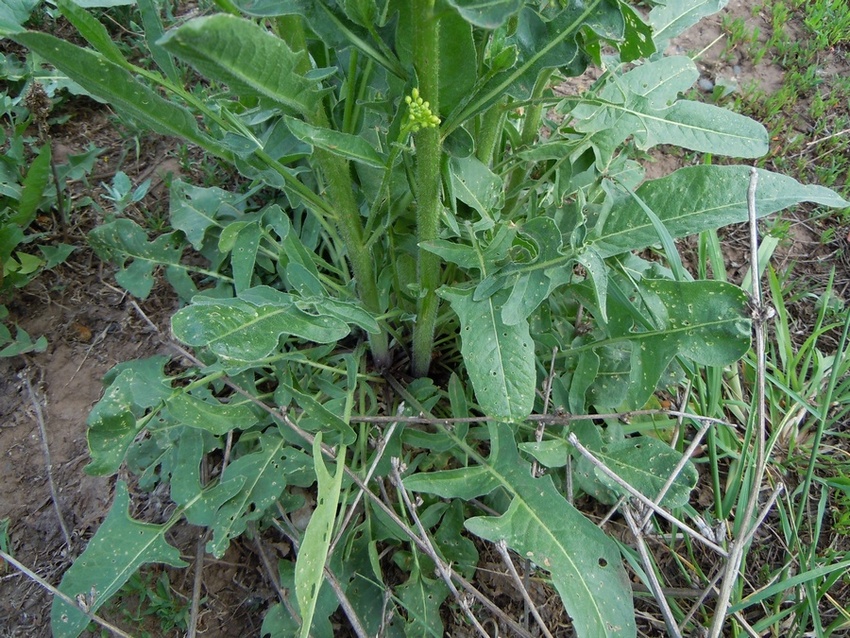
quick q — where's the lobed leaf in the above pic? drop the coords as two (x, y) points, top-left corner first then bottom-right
(51, 482), (186, 638)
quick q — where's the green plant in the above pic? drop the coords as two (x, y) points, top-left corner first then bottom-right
(0, 80), (81, 355)
(5, 1), (849, 637)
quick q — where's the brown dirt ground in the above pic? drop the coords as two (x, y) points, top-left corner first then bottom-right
(1, 2), (849, 637)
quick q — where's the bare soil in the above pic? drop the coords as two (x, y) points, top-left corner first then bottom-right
(1, 2), (848, 637)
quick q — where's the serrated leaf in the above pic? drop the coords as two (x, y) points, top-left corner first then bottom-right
(11, 32), (222, 153)
(593, 166), (850, 257)
(166, 392), (259, 436)
(51, 482), (186, 638)
(169, 180), (244, 251)
(570, 279), (751, 409)
(439, 286), (535, 421)
(570, 56), (767, 165)
(159, 15), (321, 116)
(296, 433), (346, 638)
(407, 423), (635, 637)
(396, 565), (449, 637)
(172, 285), (351, 364)
(285, 116), (385, 167)
(57, 0), (129, 67)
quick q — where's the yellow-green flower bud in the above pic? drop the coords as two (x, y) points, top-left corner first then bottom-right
(404, 87), (440, 132)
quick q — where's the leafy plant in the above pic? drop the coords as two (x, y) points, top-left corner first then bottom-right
(5, 0), (849, 636)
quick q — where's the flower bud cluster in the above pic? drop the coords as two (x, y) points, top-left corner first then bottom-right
(404, 88), (440, 132)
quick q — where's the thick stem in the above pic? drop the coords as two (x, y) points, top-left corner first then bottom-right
(277, 16), (390, 367)
(411, 0), (442, 378)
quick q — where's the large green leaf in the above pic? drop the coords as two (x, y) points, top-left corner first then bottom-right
(439, 287), (535, 421)
(10, 31), (221, 152)
(207, 432), (311, 556)
(592, 166), (850, 257)
(570, 56), (767, 165)
(569, 279), (751, 409)
(171, 285), (351, 364)
(650, 0), (728, 49)
(295, 434), (346, 638)
(51, 482), (186, 638)
(405, 423), (635, 637)
(159, 15), (321, 116)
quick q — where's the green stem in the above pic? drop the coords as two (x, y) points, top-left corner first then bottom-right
(475, 101), (507, 166)
(277, 16), (391, 368)
(411, 0), (442, 378)
(503, 69), (554, 217)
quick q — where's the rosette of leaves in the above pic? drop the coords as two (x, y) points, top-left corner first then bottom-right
(5, 1), (848, 637)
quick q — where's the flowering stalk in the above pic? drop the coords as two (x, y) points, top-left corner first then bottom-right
(411, 0), (443, 378)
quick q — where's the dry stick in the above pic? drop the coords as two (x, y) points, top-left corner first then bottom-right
(493, 540), (554, 638)
(349, 409), (742, 432)
(24, 373), (73, 555)
(0, 548), (135, 638)
(159, 341), (536, 638)
(186, 534), (206, 638)
(322, 566), (369, 638)
(622, 506), (682, 638)
(389, 459), (492, 638)
(567, 433), (728, 557)
(329, 417), (400, 556)
(638, 418), (714, 530)
(708, 167), (770, 638)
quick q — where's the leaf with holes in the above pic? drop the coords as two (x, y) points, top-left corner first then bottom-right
(405, 423), (635, 637)
(439, 286), (535, 421)
(51, 482), (186, 638)
(570, 56), (767, 166)
(295, 433), (346, 638)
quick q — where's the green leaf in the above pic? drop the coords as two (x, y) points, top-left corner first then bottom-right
(57, 0), (129, 68)
(159, 15), (321, 117)
(230, 221), (261, 294)
(39, 243), (75, 269)
(171, 285), (351, 364)
(407, 423), (636, 637)
(446, 0), (523, 28)
(439, 10), (477, 116)
(208, 432), (307, 556)
(570, 56), (767, 166)
(592, 166), (850, 257)
(166, 392), (259, 436)
(576, 436), (699, 507)
(296, 433), (346, 638)
(0, 0), (38, 34)
(11, 32), (222, 153)
(88, 218), (196, 299)
(136, 0), (180, 83)
(285, 116), (385, 168)
(618, 3), (655, 62)
(169, 180), (244, 251)
(650, 0), (728, 49)
(449, 155), (503, 220)
(51, 482), (186, 638)
(439, 287), (535, 421)
(279, 382), (357, 445)
(570, 279), (751, 409)
(396, 565), (449, 637)
(10, 143), (51, 227)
